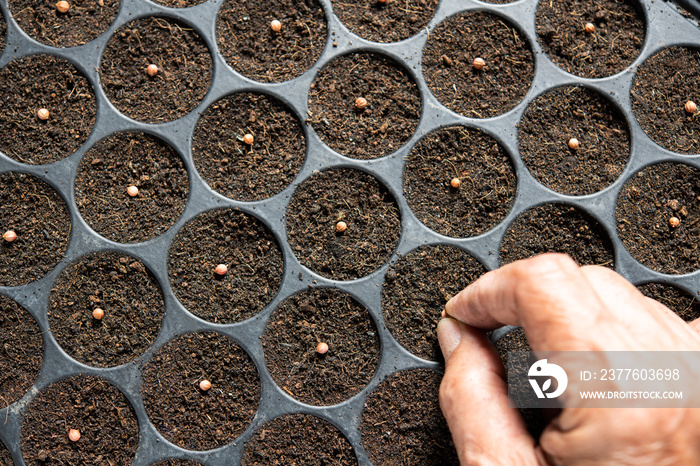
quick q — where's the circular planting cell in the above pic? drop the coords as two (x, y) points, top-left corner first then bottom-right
(0, 54), (96, 165)
(243, 414), (357, 465)
(308, 52), (421, 160)
(360, 369), (458, 465)
(168, 208), (283, 324)
(403, 125), (517, 237)
(192, 92), (305, 201)
(141, 331), (260, 451)
(423, 10), (534, 118)
(286, 168), (401, 280)
(500, 203), (615, 267)
(536, 0), (645, 78)
(332, 0), (439, 43)
(9, 0), (120, 47)
(48, 251), (164, 368)
(262, 288), (379, 405)
(75, 131), (189, 243)
(21, 375), (139, 465)
(631, 46), (700, 154)
(100, 17), (212, 123)
(616, 162), (700, 275)
(518, 86), (630, 196)
(382, 245), (486, 361)
(0, 294), (43, 409)
(637, 283), (700, 322)
(216, 0), (327, 83)
(0, 172), (71, 286)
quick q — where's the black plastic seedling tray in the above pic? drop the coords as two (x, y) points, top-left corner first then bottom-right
(0, 0), (699, 464)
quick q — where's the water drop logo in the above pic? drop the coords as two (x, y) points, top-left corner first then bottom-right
(528, 359), (568, 399)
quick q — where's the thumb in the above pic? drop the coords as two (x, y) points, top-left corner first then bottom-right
(438, 318), (541, 465)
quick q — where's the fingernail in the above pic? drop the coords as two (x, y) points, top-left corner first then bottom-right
(437, 317), (462, 361)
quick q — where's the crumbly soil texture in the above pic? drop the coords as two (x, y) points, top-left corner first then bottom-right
(286, 168), (401, 280)
(308, 52), (421, 159)
(631, 46), (700, 154)
(21, 375), (139, 465)
(0, 442), (11, 465)
(192, 92), (305, 201)
(0, 11), (6, 52)
(403, 125), (517, 237)
(75, 131), (189, 243)
(48, 251), (164, 368)
(332, 0), (439, 43)
(168, 208), (283, 324)
(536, 0), (645, 78)
(100, 17), (212, 123)
(518, 86), (630, 196)
(422, 11), (534, 118)
(216, 0), (327, 82)
(10, 0), (119, 47)
(638, 283), (700, 322)
(150, 461), (203, 466)
(262, 288), (380, 405)
(243, 414), (357, 465)
(0, 294), (43, 409)
(0, 54), (96, 165)
(360, 369), (458, 465)
(616, 162), (700, 275)
(382, 245), (486, 361)
(141, 331), (260, 451)
(500, 203), (615, 267)
(0, 172), (71, 286)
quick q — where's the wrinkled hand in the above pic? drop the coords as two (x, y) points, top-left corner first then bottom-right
(438, 253), (700, 465)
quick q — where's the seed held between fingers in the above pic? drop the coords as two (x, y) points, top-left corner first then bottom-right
(685, 101), (697, 114)
(270, 20), (282, 32)
(472, 57), (486, 70)
(3, 230), (17, 242)
(37, 108), (50, 120)
(68, 429), (80, 442)
(199, 380), (212, 391)
(316, 342), (329, 354)
(56, 0), (70, 13)
(146, 64), (158, 77)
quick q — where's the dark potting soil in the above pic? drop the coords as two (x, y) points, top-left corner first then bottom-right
(631, 46), (700, 154)
(150, 461), (203, 466)
(360, 369), (458, 465)
(100, 17), (212, 124)
(216, 0), (327, 83)
(242, 414), (357, 465)
(9, 0), (119, 47)
(21, 375), (139, 465)
(518, 86), (630, 196)
(403, 125), (517, 237)
(422, 10), (534, 119)
(638, 283), (700, 322)
(536, 0), (645, 79)
(0, 294), (43, 409)
(0, 442), (10, 465)
(500, 203), (615, 268)
(332, 0), (439, 43)
(168, 208), (283, 324)
(262, 288), (379, 405)
(0, 11), (6, 53)
(0, 54), (96, 165)
(307, 52), (421, 160)
(616, 162), (700, 275)
(47, 251), (164, 368)
(141, 331), (260, 451)
(75, 131), (189, 243)
(192, 92), (305, 202)
(0, 172), (70, 286)
(285, 168), (401, 280)
(382, 245), (486, 361)
(152, 0), (205, 8)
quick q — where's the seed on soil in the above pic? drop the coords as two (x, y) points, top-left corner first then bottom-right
(243, 133), (254, 145)
(56, 0), (69, 13)
(354, 97), (368, 110)
(3, 230), (17, 242)
(68, 429), (80, 442)
(199, 379), (212, 391)
(584, 22), (595, 33)
(472, 57), (486, 70)
(37, 108), (50, 120)
(214, 264), (228, 276)
(450, 178), (461, 188)
(316, 342), (329, 354)
(270, 20), (282, 32)
(335, 221), (347, 233)
(568, 138), (580, 150)
(669, 216), (680, 228)
(377, 0), (387, 3)
(126, 185), (139, 197)
(685, 101), (697, 114)
(146, 64), (158, 77)
(92, 308), (104, 320)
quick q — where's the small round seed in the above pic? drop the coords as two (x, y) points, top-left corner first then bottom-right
(68, 429), (80, 442)
(316, 342), (329, 354)
(354, 97), (368, 110)
(270, 20), (282, 32)
(127, 185), (139, 197)
(450, 178), (461, 189)
(584, 22), (595, 33)
(472, 57), (486, 70)
(214, 264), (228, 276)
(92, 308), (104, 320)
(56, 1), (70, 13)
(37, 108), (50, 120)
(243, 133), (254, 145)
(335, 221), (347, 233)
(3, 230), (17, 243)
(669, 217), (680, 228)
(146, 64), (158, 77)
(685, 101), (697, 114)
(199, 380), (212, 391)
(568, 138), (580, 150)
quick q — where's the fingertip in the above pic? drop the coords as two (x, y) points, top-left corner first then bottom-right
(437, 317), (462, 361)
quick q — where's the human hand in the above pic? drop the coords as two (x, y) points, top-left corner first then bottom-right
(438, 253), (700, 465)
